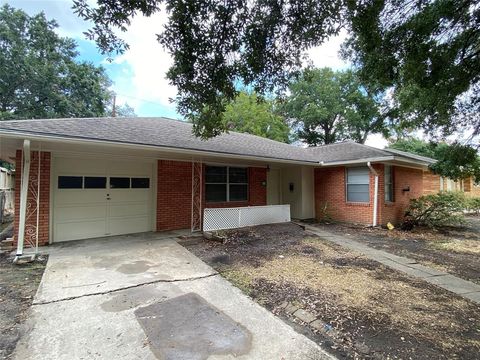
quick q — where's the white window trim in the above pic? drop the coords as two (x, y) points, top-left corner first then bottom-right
(345, 166), (370, 203)
(384, 165), (394, 202)
(205, 166), (249, 202)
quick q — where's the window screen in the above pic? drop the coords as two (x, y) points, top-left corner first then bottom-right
(346, 167), (370, 202)
(131, 178), (150, 188)
(385, 165), (394, 202)
(84, 176), (106, 189)
(58, 176), (82, 189)
(110, 177), (130, 189)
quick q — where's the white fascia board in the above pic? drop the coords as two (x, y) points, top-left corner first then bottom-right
(319, 156), (394, 166)
(0, 130), (318, 167)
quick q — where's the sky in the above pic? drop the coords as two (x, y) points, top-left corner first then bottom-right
(4, 0), (388, 148)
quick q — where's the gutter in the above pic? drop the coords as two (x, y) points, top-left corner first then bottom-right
(367, 162), (379, 227)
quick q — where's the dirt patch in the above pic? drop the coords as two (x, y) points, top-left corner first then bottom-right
(185, 223), (480, 359)
(312, 216), (480, 284)
(0, 253), (47, 359)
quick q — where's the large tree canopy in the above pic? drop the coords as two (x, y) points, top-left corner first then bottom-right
(223, 92), (290, 143)
(73, 0), (479, 143)
(0, 5), (113, 120)
(343, 0), (480, 138)
(72, 0), (343, 138)
(283, 67), (386, 146)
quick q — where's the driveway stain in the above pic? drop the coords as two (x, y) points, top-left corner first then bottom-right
(135, 292), (252, 360)
(116, 260), (153, 274)
(100, 286), (182, 312)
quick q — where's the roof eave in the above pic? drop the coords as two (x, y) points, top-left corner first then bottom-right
(0, 129), (318, 166)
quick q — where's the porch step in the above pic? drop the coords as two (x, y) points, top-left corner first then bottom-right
(0, 237), (14, 251)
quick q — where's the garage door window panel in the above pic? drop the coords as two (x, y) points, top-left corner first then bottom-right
(84, 176), (107, 189)
(131, 178), (150, 188)
(58, 176), (83, 189)
(110, 177), (130, 189)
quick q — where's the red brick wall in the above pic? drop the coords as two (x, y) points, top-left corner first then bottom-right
(156, 160), (193, 231)
(314, 164), (424, 226)
(156, 161), (267, 231)
(423, 171), (442, 195)
(379, 165), (424, 225)
(14, 150), (51, 247)
(314, 166), (377, 225)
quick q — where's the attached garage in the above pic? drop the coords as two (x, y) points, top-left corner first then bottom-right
(52, 156), (155, 242)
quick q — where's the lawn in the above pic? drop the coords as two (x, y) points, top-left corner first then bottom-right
(185, 223), (480, 359)
(0, 253), (47, 359)
(312, 215), (480, 284)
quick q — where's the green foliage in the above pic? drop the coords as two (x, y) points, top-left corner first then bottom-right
(404, 192), (467, 229)
(429, 144), (480, 182)
(388, 138), (442, 159)
(467, 197), (480, 214)
(0, 5), (112, 120)
(343, 0), (480, 137)
(73, 1), (479, 141)
(223, 92), (290, 143)
(283, 67), (387, 146)
(389, 138), (480, 182)
(72, 0), (343, 138)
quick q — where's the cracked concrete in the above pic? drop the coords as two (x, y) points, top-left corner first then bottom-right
(303, 224), (480, 304)
(14, 232), (333, 360)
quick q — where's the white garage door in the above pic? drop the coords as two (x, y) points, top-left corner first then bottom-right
(53, 157), (154, 242)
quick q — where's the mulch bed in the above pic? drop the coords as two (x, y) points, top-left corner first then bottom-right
(311, 216), (480, 284)
(0, 253), (47, 359)
(184, 223), (480, 360)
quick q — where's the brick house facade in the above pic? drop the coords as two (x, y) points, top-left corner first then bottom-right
(315, 164), (435, 226)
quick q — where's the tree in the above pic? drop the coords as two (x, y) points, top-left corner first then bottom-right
(108, 103), (137, 118)
(72, 0), (343, 138)
(73, 0), (479, 143)
(389, 137), (480, 181)
(283, 67), (386, 146)
(342, 0), (480, 138)
(222, 92), (290, 143)
(0, 5), (112, 120)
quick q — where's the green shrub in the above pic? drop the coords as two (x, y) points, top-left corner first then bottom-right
(403, 192), (467, 229)
(467, 197), (480, 214)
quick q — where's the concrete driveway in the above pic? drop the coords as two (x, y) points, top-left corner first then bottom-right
(15, 232), (333, 360)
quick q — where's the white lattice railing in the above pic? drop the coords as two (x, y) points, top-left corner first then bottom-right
(203, 205), (291, 232)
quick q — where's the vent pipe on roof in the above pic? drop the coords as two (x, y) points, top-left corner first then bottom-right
(367, 162), (379, 227)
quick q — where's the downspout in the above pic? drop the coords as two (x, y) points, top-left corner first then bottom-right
(367, 162), (379, 227)
(16, 140), (31, 256)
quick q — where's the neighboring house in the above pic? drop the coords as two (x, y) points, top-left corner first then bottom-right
(0, 117), (440, 250)
(0, 166), (15, 220)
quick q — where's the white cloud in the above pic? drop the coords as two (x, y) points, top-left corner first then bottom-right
(111, 12), (177, 114)
(304, 30), (350, 70)
(365, 133), (389, 149)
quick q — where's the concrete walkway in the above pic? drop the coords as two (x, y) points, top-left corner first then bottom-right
(303, 224), (480, 304)
(15, 232), (333, 360)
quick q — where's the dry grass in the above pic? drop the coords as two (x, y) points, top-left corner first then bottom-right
(223, 237), (479, 350)
(432, 239), (480, 254)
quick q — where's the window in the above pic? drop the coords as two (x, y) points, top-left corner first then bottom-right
(131, 178), (150, 188)
(110, 177), (130, 189)
(385, 165), (394, 202)
(205, 166), (248, 202)
(84, 176), (106, 189)
(58, 176), (82, 189)
(346, 167), (370, 202)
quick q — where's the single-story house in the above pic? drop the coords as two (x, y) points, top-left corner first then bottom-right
(0, 117), (440, 252)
